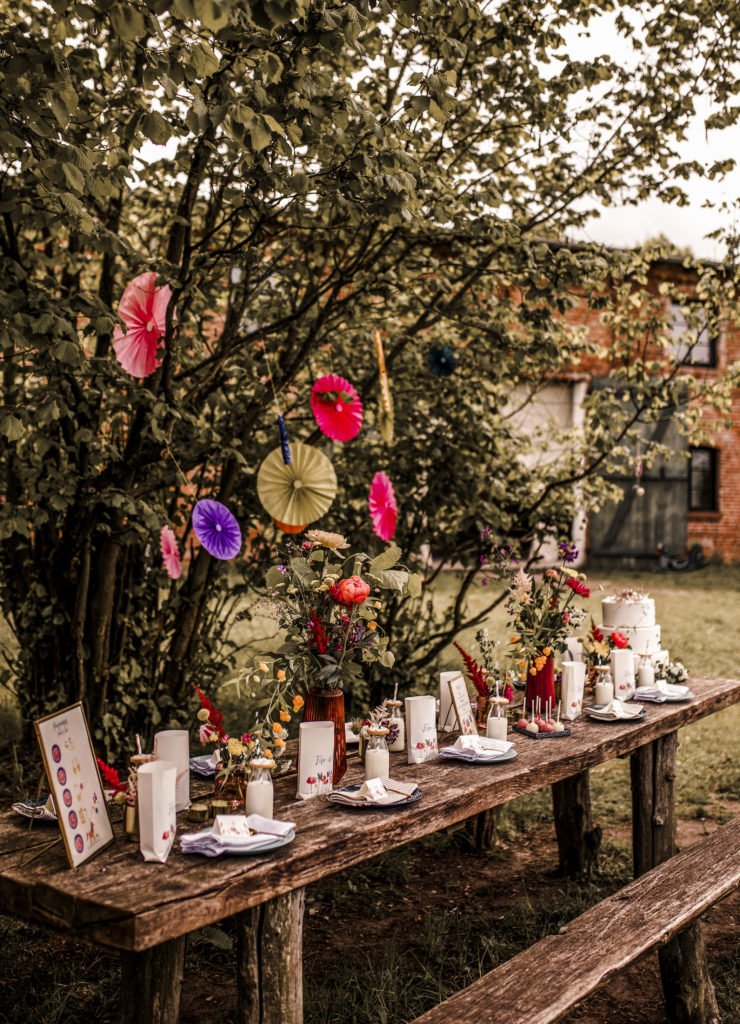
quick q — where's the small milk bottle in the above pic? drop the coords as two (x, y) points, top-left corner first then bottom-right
(365, 727), (390, 781)
(245, 758), (275, 819)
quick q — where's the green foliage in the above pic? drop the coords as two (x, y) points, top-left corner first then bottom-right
(0, 0), (738, 754)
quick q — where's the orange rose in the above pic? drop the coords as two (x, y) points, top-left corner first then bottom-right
(331, 575), (371, 605)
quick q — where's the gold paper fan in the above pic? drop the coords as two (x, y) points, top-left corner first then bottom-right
(257, 441), (337, 526)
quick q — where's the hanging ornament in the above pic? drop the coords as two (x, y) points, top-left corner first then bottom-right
(113, 272), (172, 378)
(373, 330), (394, 445)
(273, 519), (307, 535)
(369, 471), (398, 541)
(633, 441), (645, 497)
(310, 373), (363, 442)
(257, 441), (337, 526)
(277, 414), (292, 465)
(192, 499), (242, 560)
(426, 345), (457, 377)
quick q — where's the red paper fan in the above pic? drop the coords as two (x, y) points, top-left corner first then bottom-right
(369, 471), (398, 541)
(113, 272), (172, 378)
(160, 526), (182, 579)
(310, 373), (363, 442)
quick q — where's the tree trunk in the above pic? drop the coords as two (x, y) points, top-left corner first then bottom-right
(235, 889), (305, 1024)
(631, 733), (719, 1024)
(118, 937), (186, 1024)
(551, 770), (602, 876)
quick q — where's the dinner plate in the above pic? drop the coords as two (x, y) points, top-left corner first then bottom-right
(585, 704), (647, 722)
(439, 747), (518, 764)
(327, 785), (422, 809)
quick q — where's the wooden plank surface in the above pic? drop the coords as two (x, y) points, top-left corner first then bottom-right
(411, 815), (740, 1024)
(0, 676), (737, 952)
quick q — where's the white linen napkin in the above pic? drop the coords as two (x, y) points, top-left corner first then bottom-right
(590, 700), (644, 719)
(180, 814), (295, 857)
(634, 682), (690, 702)
(328, 777), (419, 806)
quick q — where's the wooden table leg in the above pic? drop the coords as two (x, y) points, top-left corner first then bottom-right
(235, 888), (305, 1024)
(118, 936), (186, 1024)
(465, 808), (498, 852)
(631, 733), (719, 1024)
(551, 770), (602, 876)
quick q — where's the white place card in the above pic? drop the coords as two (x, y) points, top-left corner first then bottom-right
(448, 675), (477, 735)
(213, 814), (252, 837)
(34, 702), (115, 869)
(405, 695), (438, 763)
(296, 721), (334, 799)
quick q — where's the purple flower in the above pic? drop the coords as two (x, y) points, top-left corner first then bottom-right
(277, 564), (288, 574)
(558, 540), (578, 564)
(192, 499), (242, 560)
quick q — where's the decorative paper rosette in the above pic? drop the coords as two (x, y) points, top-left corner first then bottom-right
(160, 526), (182, 579)
(369, 471), (398, 541)
(273, 519), (307, 535)
(257, 441), (337, 526)
(426, 345), (457, 377)
(310, 373), (363, 442)
(191, 499), (242, 560)
(113, 272), (172, 378)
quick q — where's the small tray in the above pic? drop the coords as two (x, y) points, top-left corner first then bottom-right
(513, 725), (572, 740)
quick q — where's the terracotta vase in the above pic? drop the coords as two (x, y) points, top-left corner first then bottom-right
(214, 761), (247, 808)
(475, 693), (489, 730)
(304, 687), (347, 784)
(525, 655), (556, 712)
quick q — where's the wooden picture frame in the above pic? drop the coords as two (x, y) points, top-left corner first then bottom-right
(34, 702), (115, 868)
(448, 674), (477, 735)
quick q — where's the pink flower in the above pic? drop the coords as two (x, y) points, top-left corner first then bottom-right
(562, 611), (571, 624)
(332, 575), (371, 605)
(160, 526), (181, 580)
(240, 733), (253, 744)
(199, 724), (219, 744)
(113, 272), (172, 378)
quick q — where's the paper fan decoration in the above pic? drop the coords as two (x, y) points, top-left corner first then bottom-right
(192, 499), (242, 560)
(160, 526), (182, 579)
(273, 519), (307, 534)
(369, 471), (398, 541)
(113, 272), (172, 378)
(310, 373), (363, 442)
(426, 344), (457, 377)
(257, 441), (337, 527)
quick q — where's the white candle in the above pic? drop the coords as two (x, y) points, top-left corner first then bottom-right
(638, 661), (655, 687)
(486, 716), (508, 741)
(594, 681), (614, 705)
(245, 777), (274, 818)
(365, 747), (389, 780)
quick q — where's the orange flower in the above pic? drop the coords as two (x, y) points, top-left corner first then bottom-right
(276, 669), (286, 682)
(542, 646), (551, 657)
(272, 721), (282, 734)
(367, 620), (377, 631)
(511, 635), (520, 643)
(274, 737), (286, 749)
(279, 709), (291, 723)
(292, 695), (304, 712)
(262, 748), (272, 758)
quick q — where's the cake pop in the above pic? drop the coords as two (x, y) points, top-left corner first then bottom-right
(553, 699), (566, 733)
(525, 709), (539, 735)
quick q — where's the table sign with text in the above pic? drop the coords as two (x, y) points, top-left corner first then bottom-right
(34, 702), (114, 868)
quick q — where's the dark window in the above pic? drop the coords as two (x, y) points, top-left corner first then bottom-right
(689, 447), (718, 512)
(670, 300), (717, 367)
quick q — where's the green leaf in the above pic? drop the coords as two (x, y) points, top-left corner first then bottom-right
(249, 117), (273, 152)
(369, 569), (409, 592)
(260, 52), (284, 84)
(53, 339), (81, 365)
(379, 650), (395, 669)
(141, 111), (173, 145)
(0, 412), (24, 441)
(190, 42), (220, 78)
(109, 4), (147, 40)
(407, 573), (423, 598)
(370, 544), (402, 573)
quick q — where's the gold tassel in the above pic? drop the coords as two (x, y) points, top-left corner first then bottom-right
(373, 329), (394, 445)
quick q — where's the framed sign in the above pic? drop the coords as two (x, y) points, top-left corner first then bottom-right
(34, 702), (115, 868)
(448, 675), (477, 735)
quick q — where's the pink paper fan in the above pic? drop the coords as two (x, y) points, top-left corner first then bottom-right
(113, 272), (172, 378)
(369, 471), (398, 541)
(160, 526), (182, 580)
(310, 373), (363, 442)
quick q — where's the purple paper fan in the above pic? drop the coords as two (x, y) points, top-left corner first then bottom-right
(192, 499), (242, 560)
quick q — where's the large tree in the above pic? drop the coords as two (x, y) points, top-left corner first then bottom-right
(0, 0), (737, 752)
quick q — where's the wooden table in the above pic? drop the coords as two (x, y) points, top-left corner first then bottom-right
(1, 676), (738, 1024)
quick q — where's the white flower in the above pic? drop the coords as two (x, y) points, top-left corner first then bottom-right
(510, 569), (532, 597)
(305, 529), (349, 552)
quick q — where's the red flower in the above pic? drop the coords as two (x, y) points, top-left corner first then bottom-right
(96, 757), (126, 794)
(589, 618), (604, 643)
(453, 641), (489, 696)
(309, 617), (329, 654)
(331, 576), (371, 605)
(195, 685), (227, 741)
(610, 631), (630, 649)
(565, 577), (590, 598)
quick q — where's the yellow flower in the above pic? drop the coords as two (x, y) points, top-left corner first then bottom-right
(280, 709), (291, 722)
(276, 669), (286, 682)
(258, 661), (268, 673)
(227, 738), (245, 758)
(292, 695), (305, 712)
(305, 529), (349, 552)
(197, 708), (210, 722)
(262, 748), (272, 759)
(274, 737), (286, 749)
(530, 667), (537, 676)
(367, 620), (377, 631)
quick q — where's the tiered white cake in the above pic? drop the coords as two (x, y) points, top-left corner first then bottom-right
(600, 591), (668, 665)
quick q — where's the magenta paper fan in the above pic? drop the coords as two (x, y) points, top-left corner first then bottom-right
(192, 499), (242, 560)
(113, 272), (172, 378)
(368, 471), (398, 541)
(160, 526), (182, 580)
(310, 373), (363, 442)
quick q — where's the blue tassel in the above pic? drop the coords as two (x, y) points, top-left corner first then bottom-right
(278, 415), (292, 464)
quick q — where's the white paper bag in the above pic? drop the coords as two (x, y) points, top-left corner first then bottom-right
(405, 695), (438, 764)
(138, 761), (177, 863)
(153, 729), (190, 812)
(439, 671), (463, 731)
(561, 661), (586, 721)
(296, 721), (334, 799)
(611, 648), (636, 701)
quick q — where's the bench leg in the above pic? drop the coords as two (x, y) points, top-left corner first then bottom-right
(118, 936), (186, 1024)
(631, 733), (719, 1024)
(235, 888), (305, 1024)
(551, 770), (602, 876)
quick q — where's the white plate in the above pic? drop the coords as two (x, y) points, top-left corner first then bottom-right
(328, 785), (422, 809)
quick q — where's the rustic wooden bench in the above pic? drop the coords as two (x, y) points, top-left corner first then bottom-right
(411, 815), (740, 1024)
(0, 675), (737, 1024)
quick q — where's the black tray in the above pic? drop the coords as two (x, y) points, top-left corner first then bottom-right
(513, 724), (572, 740)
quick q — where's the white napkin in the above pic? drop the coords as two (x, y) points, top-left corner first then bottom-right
(180, 814), (295, 857)
(441, 735), (513, 761)
(590, 700), (644, 719)
(634, 682), (690, 702)
(328, 777), (419, 806)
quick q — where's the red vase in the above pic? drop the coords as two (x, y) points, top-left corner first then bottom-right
(525, 655), (556, 712)
(303, 688), (347, 785)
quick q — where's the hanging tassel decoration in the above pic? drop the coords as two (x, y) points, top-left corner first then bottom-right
(373, 329), (394, 445)
(633, 440), (644, 497)
(278, 414), (292, 465)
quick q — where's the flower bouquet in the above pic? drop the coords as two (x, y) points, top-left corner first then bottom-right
(252, 530), (418, 782)
(581, 617), (631, 685)
(488, 541), (589, 710)
(453, 629), (515, 728)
